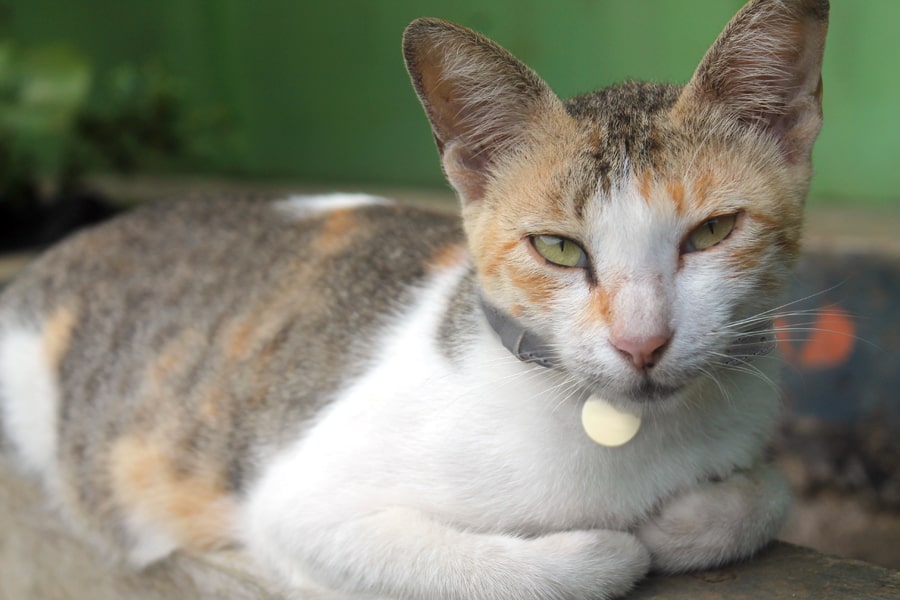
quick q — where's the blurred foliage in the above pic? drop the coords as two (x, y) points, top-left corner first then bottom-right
(74, 62), (230, 177)
(0, 42), (88, 204)
(0, 39), (231, 248)
(0, 42), (90, 150)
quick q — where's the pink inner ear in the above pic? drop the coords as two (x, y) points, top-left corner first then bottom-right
(443, 143), (491, 202)
(403, 18), (563, 203)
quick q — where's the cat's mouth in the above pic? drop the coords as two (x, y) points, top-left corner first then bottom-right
(579, 371), (691, 406)
(622, 379), (685, 403)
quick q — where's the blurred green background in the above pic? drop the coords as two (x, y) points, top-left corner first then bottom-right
(2, 0), (899, 207)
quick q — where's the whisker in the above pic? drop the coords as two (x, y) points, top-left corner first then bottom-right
(549, 377), (586, 414)
(696, 365), (732, 406)
(708, 351), (778, 391)
(770, 326), (876, 350)
(737, 282), (849, 320)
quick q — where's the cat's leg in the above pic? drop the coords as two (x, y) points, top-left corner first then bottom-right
(245, 500), (650, 600)
(636, 462), (790, 573)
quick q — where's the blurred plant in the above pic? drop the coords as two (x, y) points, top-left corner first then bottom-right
(0, 40), (231, 250)
(70, 62), (222, 182)
(0, 41), (92, 249)
(0, 41), (91, 170)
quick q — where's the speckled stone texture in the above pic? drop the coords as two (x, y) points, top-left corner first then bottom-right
(2, 458), (898, 600)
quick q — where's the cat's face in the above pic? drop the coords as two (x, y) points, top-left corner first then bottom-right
(405, 0), (827, 406)
(466, 93), (805, 405)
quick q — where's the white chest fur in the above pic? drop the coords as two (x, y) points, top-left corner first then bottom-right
(243, 261), (780, 553)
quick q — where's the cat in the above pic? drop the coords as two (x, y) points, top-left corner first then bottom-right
(0, 0), (829, 598)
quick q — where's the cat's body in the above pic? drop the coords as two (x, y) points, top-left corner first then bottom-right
(0, 1), (828, 598)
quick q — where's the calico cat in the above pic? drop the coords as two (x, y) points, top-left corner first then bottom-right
(0, 0), (828, 598)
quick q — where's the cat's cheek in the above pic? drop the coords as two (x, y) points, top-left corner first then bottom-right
(673, 267), (737, 336)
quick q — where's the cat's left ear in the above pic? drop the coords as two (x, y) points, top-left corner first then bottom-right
(404, 18), (564, 203)
(675, 0), (829, 163)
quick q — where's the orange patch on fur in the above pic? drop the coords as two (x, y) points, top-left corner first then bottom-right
(480, 236), (521, 278)
(666, 180), (686, 214)
(429, 242), (468, 270)
(585, 284), (614, 324)
(149, 330), (204, 386)
(507, 268), (559, 308)
(222, 310), (291, 365)
(151, 344), (184, 385)
(638, 171), (653, 204)
(690, 172), (716, 209)
(109, 436), (235, 552)
(223, 318), (256, 363)
(725, 240), (764, 272)
(199, 386), (227, 421)
(748, 210), (801, 256)
(317, 208), (358, 253)
(42, 306), (77, 371)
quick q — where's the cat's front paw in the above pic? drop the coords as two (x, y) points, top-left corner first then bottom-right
(637, 464), (790, 573)
(531, 529), (651, 599)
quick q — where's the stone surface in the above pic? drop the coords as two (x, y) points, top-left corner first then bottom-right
(0, 459), (284, 600)
(2, 458), (898, 600)
(633, 543), (900, 599)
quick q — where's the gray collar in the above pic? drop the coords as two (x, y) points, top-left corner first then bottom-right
(479, 294), (775, 370)
(479, 296), (559, 368)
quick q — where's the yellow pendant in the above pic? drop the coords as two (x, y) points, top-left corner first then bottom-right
(581, 395), (642, 447)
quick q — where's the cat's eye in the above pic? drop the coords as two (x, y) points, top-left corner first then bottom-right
(683, 214), (738, 253)
(531, 235), (588, 268)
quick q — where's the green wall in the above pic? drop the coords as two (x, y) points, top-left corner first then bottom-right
(6, 0), (899, 206)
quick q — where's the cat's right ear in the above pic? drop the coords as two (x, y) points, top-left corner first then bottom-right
(403, 18), (562, 203)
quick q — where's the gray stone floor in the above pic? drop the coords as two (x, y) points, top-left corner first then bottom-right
(2, 459), (898, 599)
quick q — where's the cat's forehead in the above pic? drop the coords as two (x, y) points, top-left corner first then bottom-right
(565, 81), (682, 124)
(564, 81), (684, 188)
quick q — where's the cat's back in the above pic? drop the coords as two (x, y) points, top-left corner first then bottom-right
(1, 195), (462, 316)
(0, 195), (466, 559)
(0, 194), (466, 437)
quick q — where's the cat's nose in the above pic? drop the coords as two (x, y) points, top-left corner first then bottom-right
(611, 333), (670, 370)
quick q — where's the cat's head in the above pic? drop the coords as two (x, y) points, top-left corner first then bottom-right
(404, 0), (829, 406)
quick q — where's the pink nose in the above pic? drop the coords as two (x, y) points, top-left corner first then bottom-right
(611, 334), (670, 370)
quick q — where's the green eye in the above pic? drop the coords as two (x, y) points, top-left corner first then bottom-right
(531, 235), (588, 268)
(684, 214), (738, 253)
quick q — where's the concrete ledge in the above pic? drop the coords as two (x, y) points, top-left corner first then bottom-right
(2, 459), (898, 600)
(0, 461), (284, 600)
(633, 543), (900, 599)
